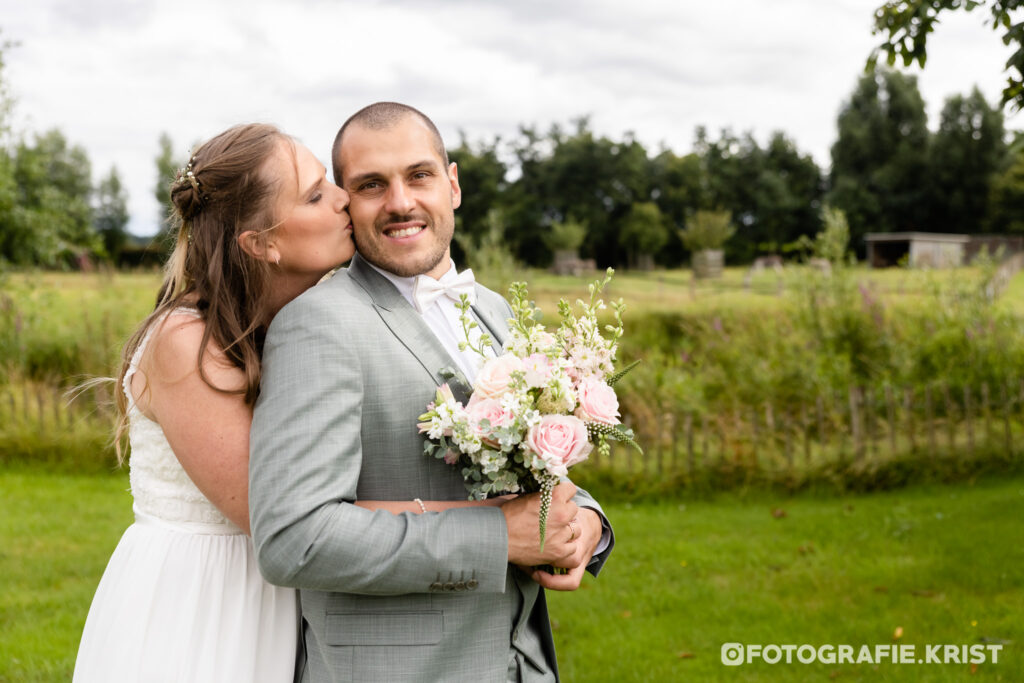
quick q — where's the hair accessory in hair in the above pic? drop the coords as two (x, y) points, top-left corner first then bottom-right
(174, 155), (207, 225)
(176, 156), (202, 195)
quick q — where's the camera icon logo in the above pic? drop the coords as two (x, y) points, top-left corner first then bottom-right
(721, 642), (744, 666)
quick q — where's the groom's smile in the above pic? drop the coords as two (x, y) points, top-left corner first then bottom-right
(381, 218), (427, 240)
(336, 114), (461, 279)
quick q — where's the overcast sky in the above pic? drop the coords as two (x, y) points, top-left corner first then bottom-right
(2, 0), (1017, 236)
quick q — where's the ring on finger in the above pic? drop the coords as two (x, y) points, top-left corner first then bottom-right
(568, 518), (578, 541)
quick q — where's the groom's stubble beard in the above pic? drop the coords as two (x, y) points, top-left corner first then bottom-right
(354, 210), (454, 278)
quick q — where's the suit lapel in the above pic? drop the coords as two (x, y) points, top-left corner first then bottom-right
(348, 254), (470, 397)
(470, 287), (509, 355)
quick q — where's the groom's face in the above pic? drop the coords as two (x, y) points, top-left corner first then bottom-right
(337, 115), (461, 279)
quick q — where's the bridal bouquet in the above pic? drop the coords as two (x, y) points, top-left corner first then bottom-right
(418, 269), (640, 548)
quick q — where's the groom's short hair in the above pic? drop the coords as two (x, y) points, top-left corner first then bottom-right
(332, 102), (448, 184)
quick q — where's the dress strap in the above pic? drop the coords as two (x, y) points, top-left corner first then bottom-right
(122, 307), (202, 412)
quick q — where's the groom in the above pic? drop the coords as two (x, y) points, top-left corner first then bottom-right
(250, 102), (614, 682)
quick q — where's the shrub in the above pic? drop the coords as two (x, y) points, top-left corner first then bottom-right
(680, 209), (735, 252)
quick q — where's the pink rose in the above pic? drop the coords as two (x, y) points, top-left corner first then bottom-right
(465, 395), (512, 437)
(574, 379), (620, 425)
(473, 354), (524, 399)
(526, 414), (593, 477)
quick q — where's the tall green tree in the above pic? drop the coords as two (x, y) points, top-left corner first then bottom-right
(447, 133), (508, 265)
(695, 128), (823, 261)
(0, 33), (20, 263)
(0, 150), (14, 261)
(95, 166), (129, 262)
(153, 132), (182, 247)
(1, 129), (96, 265)
(927, 88), (1007, 233)
(505, 118), (654, 267)
(827, 70), (930, 252)
(870, 0), (1024, 110)
(650, 149), (704, 266)
(988, 136), (1024, 233)
(762, 132), (825, 250)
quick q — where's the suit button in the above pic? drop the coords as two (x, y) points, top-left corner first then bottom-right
(443, 582), (455, 591)
(466, 579), (478, 590)
(429, 582), (442, 592)
(455, 581), (466, 591)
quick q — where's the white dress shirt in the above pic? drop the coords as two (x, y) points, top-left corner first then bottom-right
(368, 259), (494, 382)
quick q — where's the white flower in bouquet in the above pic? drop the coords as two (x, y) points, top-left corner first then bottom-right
(477, 449), (508, 475)
(530, 328), (559, 355)
(522, 353), (554, 388)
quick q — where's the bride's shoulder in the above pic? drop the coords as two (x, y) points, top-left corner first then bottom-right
(141, 313), (204, 376)
(143, 312), (241, 388)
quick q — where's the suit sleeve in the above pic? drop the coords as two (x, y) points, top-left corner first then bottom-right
(571, 486), (614, 576)
(249, 291), (510, 595)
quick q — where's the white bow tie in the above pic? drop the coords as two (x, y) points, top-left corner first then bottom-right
(412, 269), (477, 313)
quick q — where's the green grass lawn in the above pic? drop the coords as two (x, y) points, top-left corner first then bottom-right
(0, 468), (132, 682)
(1, 469), (1021, 682)
(550, 475), (1024, 682)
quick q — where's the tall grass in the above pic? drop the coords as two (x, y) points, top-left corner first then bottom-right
(2, 265), (1023, 490)
(600, 260), (1024, 492)
(0, 269), (155, 470)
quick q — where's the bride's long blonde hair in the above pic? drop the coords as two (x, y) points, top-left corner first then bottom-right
(114, 123), (292, 461)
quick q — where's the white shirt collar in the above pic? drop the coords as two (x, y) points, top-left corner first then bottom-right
(366, 258), (459, 309)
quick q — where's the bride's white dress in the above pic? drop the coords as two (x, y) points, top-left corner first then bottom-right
(73, 310), (299, 682)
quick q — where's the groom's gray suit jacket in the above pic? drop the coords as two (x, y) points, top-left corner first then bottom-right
(250, 254), (613, 682)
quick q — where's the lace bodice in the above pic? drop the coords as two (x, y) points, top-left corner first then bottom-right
(123, 309), (239, 530)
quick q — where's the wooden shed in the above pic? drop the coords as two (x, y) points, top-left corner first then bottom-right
(865, 232), (970, 268)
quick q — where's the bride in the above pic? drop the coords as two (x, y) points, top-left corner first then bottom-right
(73, 123), (509, 682)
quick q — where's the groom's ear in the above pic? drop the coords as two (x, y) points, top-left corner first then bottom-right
(447, 162), (462, 211)
(237, 230), (278, 264)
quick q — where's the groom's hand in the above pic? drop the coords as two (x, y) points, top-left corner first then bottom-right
(524, 508), (602, 591)
(503, 482), (580, 567)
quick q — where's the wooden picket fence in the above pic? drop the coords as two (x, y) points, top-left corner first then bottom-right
(605, 381), (1024, 477)
(0, 380), (115, 435)
(2, 378), (1022, 479)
